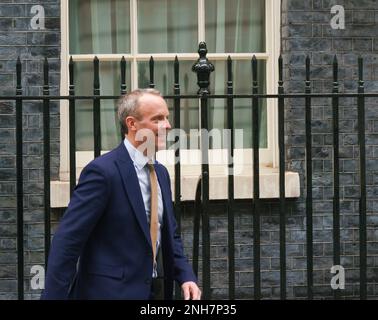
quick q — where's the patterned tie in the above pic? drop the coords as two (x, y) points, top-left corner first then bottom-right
(147, 162), (159, 267)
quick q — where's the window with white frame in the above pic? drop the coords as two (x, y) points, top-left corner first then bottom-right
(59, 0), (281, 181)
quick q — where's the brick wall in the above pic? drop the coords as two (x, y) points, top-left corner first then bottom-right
(0, 1), (60, 299)
(279, 0), (378, 298)
(181, 0), (378, 299)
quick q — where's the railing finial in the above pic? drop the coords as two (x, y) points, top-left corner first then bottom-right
(192, 42), (214, 95)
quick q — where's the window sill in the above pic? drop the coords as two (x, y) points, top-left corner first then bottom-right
(50, 166), (300, 208)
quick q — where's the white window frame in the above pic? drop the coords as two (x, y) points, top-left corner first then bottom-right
(58, 0), (283, 185)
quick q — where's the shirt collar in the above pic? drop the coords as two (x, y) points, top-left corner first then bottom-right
(124, 137), (154, 170)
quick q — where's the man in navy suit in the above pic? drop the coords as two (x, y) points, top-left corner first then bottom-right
(42, 89), (201, 300)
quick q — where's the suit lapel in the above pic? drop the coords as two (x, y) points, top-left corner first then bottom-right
(115, 143), (151, 247)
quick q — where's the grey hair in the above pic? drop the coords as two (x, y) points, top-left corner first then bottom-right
(117, 88), (161, 136)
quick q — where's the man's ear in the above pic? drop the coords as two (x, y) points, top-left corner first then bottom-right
(125, 116), (136, 133)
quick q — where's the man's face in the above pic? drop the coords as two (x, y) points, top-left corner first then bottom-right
(127, 94), (171, 153)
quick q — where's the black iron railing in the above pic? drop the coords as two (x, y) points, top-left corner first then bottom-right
(1, 42), (377, 300)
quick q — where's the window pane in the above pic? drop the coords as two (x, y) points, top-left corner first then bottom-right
(209, 60), (267, 148)
(138, 59), (266, 149)
(74, 61), (131, 151)
(138, 60), (199, 149)
(69, 0), (130, 54)
(138, 0), (198, 53)
(205, 0), (265, 53)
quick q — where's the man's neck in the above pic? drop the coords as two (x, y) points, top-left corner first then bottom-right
(125, 135), (154, 159)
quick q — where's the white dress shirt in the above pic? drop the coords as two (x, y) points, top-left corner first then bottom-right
(123, 137), (163, 277)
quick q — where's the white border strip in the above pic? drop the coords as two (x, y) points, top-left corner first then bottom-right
(59, 0), (70, 181)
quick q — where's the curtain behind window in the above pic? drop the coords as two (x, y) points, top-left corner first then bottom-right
(206, 0), (266, 148)
(70, 0), (130, 54)
(69, 0), (266, 151)
(138, 0), (198, 53)
(70, 0), (131, 151)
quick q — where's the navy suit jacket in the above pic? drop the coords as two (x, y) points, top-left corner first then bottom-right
(41, 142), (197, 299)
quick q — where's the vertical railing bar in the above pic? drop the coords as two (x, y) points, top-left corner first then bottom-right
(120, 56), (127, 95)
(149, 56), (155, 88)
(184, 75), (189, 130)
(227, 56), (235, 300)
(43, 58), (51, 268)
(252, 55), (261, 300)
(120, 56), (127, 140)
(16, 56), (24, 300)
(305, 55), (314, 299)
(200, 93), (210, 299)
(358, 56), (367, 299)
(93, 56), (101, 158)
(278, 54), (287, 300)
(69, 57), (76, 196)
(193, 178), (201, 277)
(173, 56), (182, 300)
(332, 55), (341, 300)
(192, 42), (213, 300)
(174, 56), (181, 226)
